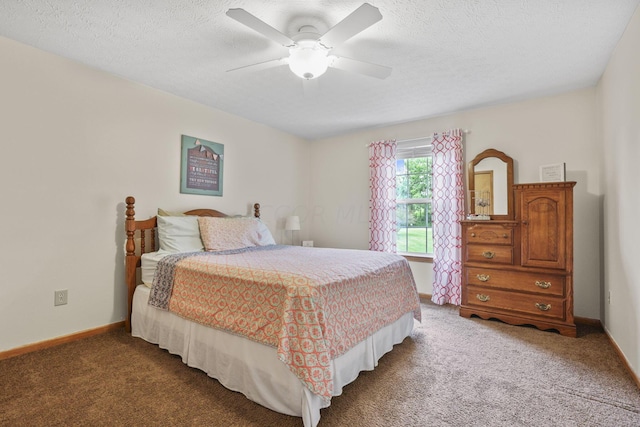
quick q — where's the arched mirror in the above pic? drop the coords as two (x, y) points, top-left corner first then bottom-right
(468, 149), (514, 220)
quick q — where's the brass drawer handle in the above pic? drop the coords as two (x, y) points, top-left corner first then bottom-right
(535, 303), (551, 311)
(471, 233), (476, 237)
(476, 294), (490, 302)
(535, 280), (551, 289)
(476, 274), (490, 282)
(502, 234), (508, 238)
(482, 251), (495, 259)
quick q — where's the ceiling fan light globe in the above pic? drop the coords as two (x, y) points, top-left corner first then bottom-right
(288, 46), (329, 80)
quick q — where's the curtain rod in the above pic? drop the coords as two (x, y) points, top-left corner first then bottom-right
(365, 129), (470, 147)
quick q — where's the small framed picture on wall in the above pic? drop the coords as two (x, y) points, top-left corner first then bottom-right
(539, 163), (565, 182)
(180, 135), (224, 196)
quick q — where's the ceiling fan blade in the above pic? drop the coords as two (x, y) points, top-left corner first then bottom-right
(319, 3), (382, 49)
(226, 8), (295, 47)
(330, 56), (392, 79)
(227, 57), (289, 73)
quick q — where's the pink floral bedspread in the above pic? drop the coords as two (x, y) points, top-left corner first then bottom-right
(151, 245), (420, 401)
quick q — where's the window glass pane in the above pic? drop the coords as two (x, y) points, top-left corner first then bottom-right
(396, 204), (407, 252)
(408, 203), (427, 226)
(406, 158), (428, 199)
(395, 153), (433, 256)
(396, 175), (408, 199)
(396, 227), (408, 252)
(405, 227), (427, 253)
(406, 158), (428, 174)
(408, 174), (428, 199)
(396, 203), (407, 227)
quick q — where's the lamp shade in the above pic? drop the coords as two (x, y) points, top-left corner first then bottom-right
(285, 216), (301, 231)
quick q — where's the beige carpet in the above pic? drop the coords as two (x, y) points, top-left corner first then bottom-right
(2, 301), (639, 426)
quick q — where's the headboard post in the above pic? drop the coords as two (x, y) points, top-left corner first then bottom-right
(125, 196), (138, 332)
(125, 196), (136, 256)
(254, 203), (260, 219)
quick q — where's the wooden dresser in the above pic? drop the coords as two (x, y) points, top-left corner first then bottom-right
(460, 182), (576, 337)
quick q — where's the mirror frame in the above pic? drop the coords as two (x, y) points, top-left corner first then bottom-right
(468, 148), (514, 220)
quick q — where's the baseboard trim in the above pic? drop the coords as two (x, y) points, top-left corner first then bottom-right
(418, 293), (432, 301)
(0, 321), (125, 361)
(602, 327), (640, 390)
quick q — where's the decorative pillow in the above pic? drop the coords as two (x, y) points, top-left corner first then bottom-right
(157, 215), (204, 253)
(157, 208), (186, 217)
(197, 217), (276, 252)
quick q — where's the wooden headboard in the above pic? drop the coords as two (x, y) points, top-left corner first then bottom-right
(124, 196), (261, 332)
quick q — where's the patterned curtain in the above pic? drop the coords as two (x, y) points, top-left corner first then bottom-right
(431, 129), (464, 305)
(369, 140), (397, 253)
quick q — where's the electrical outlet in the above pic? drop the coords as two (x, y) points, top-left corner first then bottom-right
(302, 240), (314, 247)
(54, 289), (68, 306)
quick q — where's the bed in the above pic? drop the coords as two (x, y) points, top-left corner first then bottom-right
(124, 196), (421, 427)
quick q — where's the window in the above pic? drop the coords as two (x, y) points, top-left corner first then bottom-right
(396, 140), (433, 256)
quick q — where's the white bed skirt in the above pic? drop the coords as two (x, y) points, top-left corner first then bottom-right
(132, 285), (415, 427)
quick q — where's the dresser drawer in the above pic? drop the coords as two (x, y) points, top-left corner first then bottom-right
(466, 268), (565, 297)
(465, 285), (566, 320)
(464, 224), (513, 245)
(465, 245), (513, 264)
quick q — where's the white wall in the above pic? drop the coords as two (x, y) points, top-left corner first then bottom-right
(597, 5), (640, 379)
(0, 36), (309, 352)
(309, 88), (602, 319)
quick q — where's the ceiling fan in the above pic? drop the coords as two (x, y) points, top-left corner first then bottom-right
(226, 3), (392, 80)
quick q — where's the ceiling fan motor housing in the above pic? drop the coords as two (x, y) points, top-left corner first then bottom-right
(289, 26), (331, 80)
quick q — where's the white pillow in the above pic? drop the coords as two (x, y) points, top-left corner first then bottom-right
(198, 217), (276, 252)
(157, 215), (204, 253)
(255, 221), (276, 246)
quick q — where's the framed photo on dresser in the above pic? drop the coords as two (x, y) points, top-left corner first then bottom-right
(539, 162), (565, 182)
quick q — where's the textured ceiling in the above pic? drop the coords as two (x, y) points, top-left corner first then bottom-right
(1, 0), (638, 140)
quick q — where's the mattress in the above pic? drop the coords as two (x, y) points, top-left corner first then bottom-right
(140, 250), (173, 286)
(132, 284), (415, 427)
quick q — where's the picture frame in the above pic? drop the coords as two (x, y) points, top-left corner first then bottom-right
(180, 135), (224, 196)
(539, 163), (565, 182)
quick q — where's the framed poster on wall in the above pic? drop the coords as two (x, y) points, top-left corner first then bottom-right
(180, 135), (224, 196)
